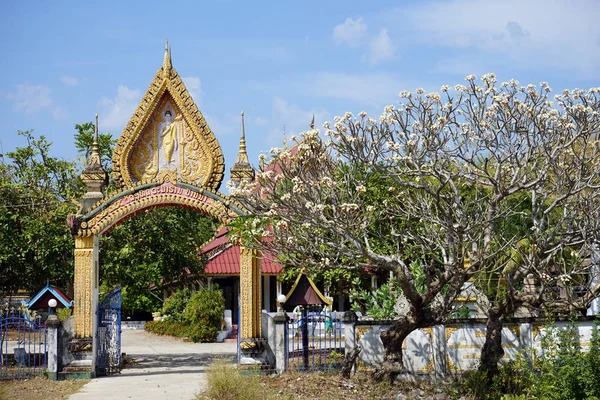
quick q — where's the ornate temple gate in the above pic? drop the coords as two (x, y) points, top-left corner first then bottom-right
(68, 42), (261, 375)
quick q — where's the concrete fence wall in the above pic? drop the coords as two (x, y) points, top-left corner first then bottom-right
(262, 311), (598, 376)
(352, 317), (598, 375)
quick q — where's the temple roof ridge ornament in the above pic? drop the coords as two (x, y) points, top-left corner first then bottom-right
(230, 111), (255, 187)
(163, 39), (172, 72)
(111, 41), (224, 191)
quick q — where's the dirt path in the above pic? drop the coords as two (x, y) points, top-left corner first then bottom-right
(68, 330), (237, 400)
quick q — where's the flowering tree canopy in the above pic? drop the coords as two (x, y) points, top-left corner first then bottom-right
(233, 74), (600, 378)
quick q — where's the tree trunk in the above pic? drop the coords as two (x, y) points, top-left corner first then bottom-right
(341, 345), (362, 378)
(373, 318), (415, 382)
(479, 310), (504, 381)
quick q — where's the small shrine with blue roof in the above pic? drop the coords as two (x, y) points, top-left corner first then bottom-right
(22, 282), (73, 310)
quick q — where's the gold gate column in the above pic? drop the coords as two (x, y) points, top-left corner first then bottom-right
(239, 247), (261, 338)
(73, 235), (99, 338)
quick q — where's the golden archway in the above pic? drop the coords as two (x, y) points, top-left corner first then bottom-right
(69, 43), (261, 351)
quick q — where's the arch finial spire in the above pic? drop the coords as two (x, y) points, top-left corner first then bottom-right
(163, 39), (172, 71)
(230, 111), (255, 187)
(236, 111), (249, 164)
(89, 113), (101, 166)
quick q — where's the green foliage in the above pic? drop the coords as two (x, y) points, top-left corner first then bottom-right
(0, 130), (82, 294)
(73, 122), (116, 169)
(144, 320), (190, 338)
(528, 320), (600, 400)
(146, 287), (225, 343)
(202, 362), (268, 400)
(162, 288), (192, 322)
(184, 287), (225, 342)
(460, 320), (600, 400)
(99, 207), (215, 306)
(57, 307), (72, 322)
(349, 278), (402, 319)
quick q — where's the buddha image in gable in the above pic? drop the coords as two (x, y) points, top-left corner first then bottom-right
(158, 109), (182, 169)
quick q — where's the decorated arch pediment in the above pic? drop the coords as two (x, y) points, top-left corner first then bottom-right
(112, 46), (224, 190)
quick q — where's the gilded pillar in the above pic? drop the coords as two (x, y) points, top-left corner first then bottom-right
(239, 247), (262, 338)
(73, 235), (99, 338)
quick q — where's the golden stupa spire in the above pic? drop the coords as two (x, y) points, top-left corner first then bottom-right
(230, 111), (255, 187)
(89, 113), (101, 166)
(163, 39), (172, 71)
(236, 111), (249, 164)
(80, 113), (107, 209)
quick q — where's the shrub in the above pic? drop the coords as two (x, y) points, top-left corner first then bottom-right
(184, 286), (225, 343)
(460, 319), (600, 400)
(529, 320), (600, 400)
(202, 362), (266, 400)
(146, 287), (225, 343)
(162, 288), (192, 322)
(57, 307), (72, 322)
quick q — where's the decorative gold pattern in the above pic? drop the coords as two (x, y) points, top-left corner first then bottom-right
(446, 354), (458, 371)
(505, 324), (521, 340)
(74, 182), (244, 236)
(446, 326), (460, 342)
(418, 327), (434, 373)
(112, 47), (224, 190)
(532, 324), (543, 340)
(240, 247), (262, 338)
(230, 112), (255, 187)
(74, 236), (94, 338)
(355, 327), (372, 342)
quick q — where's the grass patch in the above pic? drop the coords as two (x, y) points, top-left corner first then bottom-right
(198, 362), (273, 400)
(198, 366), (454, 400)
(0, 377), (89, 400)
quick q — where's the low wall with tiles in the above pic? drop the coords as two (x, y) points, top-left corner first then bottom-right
(352, 317), (598, 375)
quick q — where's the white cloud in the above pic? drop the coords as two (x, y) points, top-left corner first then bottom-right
(99, 85), (141, 132)
(265, 97), (330, 147)
(368, 28), (395, 65)
(7, 84), (54, 114)
(300, 72), (411, 107)
(398, 0), (600, 74)
(333, 17), (367, 46)
(51, 107), (67, 120)
(255, 116), (269, 127)
(61, 76), (79, 87)
(182, 76), (202, 108)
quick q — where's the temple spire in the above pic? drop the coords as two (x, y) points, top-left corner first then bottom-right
(236, 111), (249, 164)
(79, 113), (107, 212)
(230, 111), (255, 188)
(163, 39), (172, 71)
(89, 113), (101, 166)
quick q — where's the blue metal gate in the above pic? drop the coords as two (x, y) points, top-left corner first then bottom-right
(286, 307), (344, 371)
(0, 309), (47, 379)
(96, 286), (122, 376)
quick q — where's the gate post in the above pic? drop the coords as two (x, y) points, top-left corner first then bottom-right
(239, 247), (261, 338)
(46, 313), (60, 381)
(73, 235), (99, 339)
(273, 311), (288, 373)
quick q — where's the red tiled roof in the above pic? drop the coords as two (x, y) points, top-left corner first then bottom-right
(204, 243), (282, 275)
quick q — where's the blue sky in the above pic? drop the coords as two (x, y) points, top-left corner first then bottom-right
(1, 0), (599, 192)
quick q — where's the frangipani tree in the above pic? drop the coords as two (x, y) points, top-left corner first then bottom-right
(233, 75), (600, 380)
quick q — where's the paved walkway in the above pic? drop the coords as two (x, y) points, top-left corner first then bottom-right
(69, 330), (237, 400)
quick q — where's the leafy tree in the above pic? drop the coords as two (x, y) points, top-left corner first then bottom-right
(73, 122), (116, 169)
(98, 206), (216, 307)
(0, 130), (81, 294)
(235, 75), (600, 380)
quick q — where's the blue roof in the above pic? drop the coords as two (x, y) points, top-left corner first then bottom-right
(21, 283), (73, 309)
